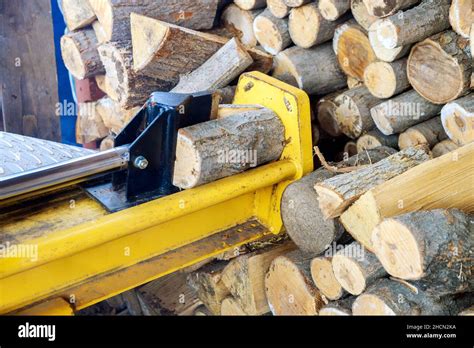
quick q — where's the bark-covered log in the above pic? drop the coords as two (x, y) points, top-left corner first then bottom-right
(311, 256), (347, 301)
(351, 0), (378, 31)
(432, 139), (459, 158)
(221, 4), (263, 47)
(62, 0), (96, 31)
(450, 0), (472, 38)
(362, 0), (421, 18)
(253, 9), (292, 55)
(318, 0), (351, 21)
(234, 0), (267, 10)
(398, 117), (447, 150)
(316, 90), (346, 137)
(267, 0), (291, 18)
(441, 94), (474, 146)
(364, 58), (410, 99)
(319, 297), (355, 315)
(368, 21), (411, 62)
(356, 129), (399, 153)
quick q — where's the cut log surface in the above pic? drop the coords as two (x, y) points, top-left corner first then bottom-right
(265, 250), (324, 315)
(220, 297), (247, 315)
(95, 97), (140, 134)
(319, 297), (355, 315)
(173, 108), (285, 189)
(407, 30), (472, 104)
(100, 136), (115, 151)
(371, 89), (443, 136)
(332, 242), (386, 295)
(222, 4), (263, 47)
(316, 90), (346, 137)
(267, 0), (291, 18)
(441, 94), (474, 146)
(310, 256), (346, 301)
(432, 139), (459, 158)
(318, 0), (351, 21)
(61, 29), (104, 80)
(315, 147), (430, 219)
(364, 58), (410, 99)
(368, 23), (411, 62)
(362, 0), (421, 18)
(62, 0), (96, 31)
(356, 129), (399, 153)
(351, 0), (378, 31)
(76, 102), (109, 144)
(253, 9), (292, 55)
(234, 0), (267, 10)
(272, 43), (347, 95)
(340, 143), (474, 252)
(281, 147), (396, 254)
(372, 209), (473, 296)
(398, 117), (448, 150)
(450, 0), (473, 38)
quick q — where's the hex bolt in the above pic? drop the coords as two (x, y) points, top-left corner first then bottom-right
(134, 156), (149, 170)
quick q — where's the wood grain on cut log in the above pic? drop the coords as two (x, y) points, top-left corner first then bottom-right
(334, 86), (381, 139)
(100, 136), (115, 151)
(370, 89), (443, 136)
(364, 59), (410, 99)
(333, 20), (377, 81)
(319, 297), (355, 315)
(173, 108), (285, 189)
(281, 147), (396, 254)
(372, 209), (473, 296)
(441, 94), (474, 146)
(265, 250), (324, 315)
(316, 90), (345, 137)
(221, 4), (263, 47)
(272, 43), (347, 95)
(315, 147), (430, 219)
(220, 297), (247, 315)
(351, 0), (378, 31)
(450, 0), (473, 38)
(432, 140), (459, 158)
(60, 29), (104, 80)
(234, 0), (267, 10)
(253, 9), (292, 55)
(407, 30), (472, 104)
(368, 21), (411, 62)
(362, 0), (421, 18)
(318, 0), (351, 21)
(62, 0), (96, 31)
(289, 2), (346, 49)
(76, 102), (109, 144)
(398, 117), (448, 150)
(356, 130), (399, 153)
(332, 242), (386, 295)
(267, 0), (291, 18)
(95, 97), (140, 134)
(340, 143), (474, 252)
(311, 256), (347, 301)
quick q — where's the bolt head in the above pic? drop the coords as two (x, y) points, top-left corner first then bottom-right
(134, 156), (149, 170)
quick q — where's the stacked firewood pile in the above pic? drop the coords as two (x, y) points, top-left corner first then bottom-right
(63, 0), (473, 316)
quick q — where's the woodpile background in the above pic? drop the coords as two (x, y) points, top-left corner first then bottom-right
(61, 0), (473, 316)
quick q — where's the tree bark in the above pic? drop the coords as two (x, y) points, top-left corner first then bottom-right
(356, 129), (399, 153)
(319, 297), (355, 315)
(318, 0), (351, 21)
(351, 0), (378, 31)
(398, 117), (448, 150)
(441, 94), (474, 146)
(364, 58), (410, 99)
(62, 0), (96, 31)
(316, 90), (346, 137)
(221, 4), (263, 47)
(253, 9), (292, 55)
(362, 0), (421, 18)
(283, 0), (312, 7)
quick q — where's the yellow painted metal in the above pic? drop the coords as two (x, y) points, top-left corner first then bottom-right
(0, 72), (312, 314)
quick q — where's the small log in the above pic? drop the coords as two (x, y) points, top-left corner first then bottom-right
(333, 20), (377, 81)
(407, 30), (472, 104)
(92, 20), (108, 44)
(283, 0), (312, 7)
(318, 0), (351, 21)
(220, 297), (247, 315)
(370, 89), (443, 136)
(173, 108), (285, 189)
(311, 256), (347, 301)
(316, 90), (346, 137)
(221, 4), (263, 47)
(362, 0), (421, 18)
(267, 0), (291, 18)
(398, 117), (448, 150)
(95, 97), (140, 134)
(272, 43), (347, 95)
(340, 143), (474, 252)
(76, 101), (109, 144)
(356, 129), (399, 152)
(253, 9), (292, 55)
(265, 250), (324, 315)
(334, 86), (382, 139)
(372, 209), (473, 296)
(363, 58), (410, 99)
(441, 94), (474, 146)
(450, 0), (472, 38)
(61, 0), (96, 31)
(351, 0), (378, 31)
(332, 242), (386, 295)
(432, 140), (459, 158)
(60, 29), (104, 80)
(234, 0), (267, 10)
(315, 147), (430, 219)
(319, 297), (355, 316)
(368, 21), (411, 62)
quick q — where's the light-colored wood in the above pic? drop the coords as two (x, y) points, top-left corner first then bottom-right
(432, 140), (459, 158)
(362, 0), (421, 18)
(234, 0), (267, 10)
(92, 20), (108, 44)
(267, 0), (291, 18)
(311, 256), (346, 301)
(318, 0), (351, 21)
(356, 129), (399, 153)
(253, 9), (292, 55)
(319, 297), (354, 315)
(316, 90), (345, 137)
(99, 135), (115, 151)
(315, 147), (430, 219)
(351, 0), (378, 31)
(459, 306), (474, 316)
(449, 0), (473, 38)
(364, 58), (410, 99)
(398, 117), (448, 150)
(222, 4), (263, 47)
(62, 0), (96, 31)
(283, 0), (312, 7)
(441, 94), (474, 146)
(368, 21), (411, 62)
(347, 76), (363, 89)
(340, 142), (474, 252)
(220, 297), (247, 315)
(75, 101), (109, 144)
(95, 97), (140, 134)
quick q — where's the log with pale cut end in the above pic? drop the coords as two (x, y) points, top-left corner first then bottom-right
(171, 39), (253, 94)
(356, 130), (399, 153)
(253, 9), (292, 55)
(319, 297), (355, 316)
(368, 21), (411, 62)
(221, 242), (295, 315)
(100, 135), (115, 151)
(76, 102), (109, 144)
(372, 209), (473, 296)
(450, 0), (472, 39)
(347, 76), (363, 89)
(370, 89), (443, 136)
(62, 0), (96, 31)
(340, 143), (474, 252)
(432, 140), (459, 158)
(351, 0), (378, 31)
(316, 90), (346, 137)
(267, 0), (291, 18)
(234, 0), (267, 10)
(60, 29), (104, 80)
(281, 147), (396, 254)
(332, 242), (386, 295)
(398, 117), (447, 150)
(318, 0), (351, 21)
(441, 94), (474, 146)
(217, 104), (263, 119)
(289, 2), (346, 49)
(220, 297), (247, 315)
(315, 147), (430, 219)
(173, 108), (285, 189)
(92, 20), (108, 44)
(333, 20), (377, 81)
(408, 30), (472, 104)
(272, 43), (347, 95)
(334, 86), (382, 139)
(221, 4), (263, 47)
(265, 250), (324, 315)
(283, 0), (312, 7)
(310, 256), (347, 301)
(362, 0), (421, 18)
(95, 97), (140, 135)
(364, 59), (410, 99)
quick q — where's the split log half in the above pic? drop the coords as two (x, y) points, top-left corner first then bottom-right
(316, 90), (346, 137)
(221, 4), (263, 47)
(362, 0), (421, 18)
(441, 94), (474, 146)
(398, 117), (447, 150)
(253, 9), (292, 55)
(356, 129), (399, 153)
(364, 58), (410, 99)
(62, 0), (96, 31)
(318, 0), (351, 21)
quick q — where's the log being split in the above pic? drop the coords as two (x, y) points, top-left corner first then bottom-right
(272, 43), (347, 95)
(364, 58), (410, 99)
(441, 94), (474, 146)
(370, 89), (443, 136)
(368, 21), (411, 62)
(221, 4), (263, 47)
(61, 0), (96, 31)
(408, 30), (472, 104)
(234, 0), (267, 10)
(267, 0), (291, 18)
(450, 0), (473, 39)
(253, 9), (292, 55)
(315, 147), (430, 219)
(333, 20), (377, 81)
(310, 256), (347, 301)
(173, 108), (285, 189)
(398, 117), (448, 150)
(372, 209), (474, 297)
(281, 147), (396, 254)
(60, 29), (104, 80)
(319, 297), (355, 316)
(289, 2), (346, 49)
(332, 242), (386, 295)
(356, 129), (399, 153)
(340, 143), (474, 252)
(351, 0), (378, 31)
(432, 140), (459, 158)
(362, 0), (421, 18)
(265, 250), (324, 315)
(318, 0), (351, 21)
(316, 90), (346, 137)
(95, 97), (140, 134)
